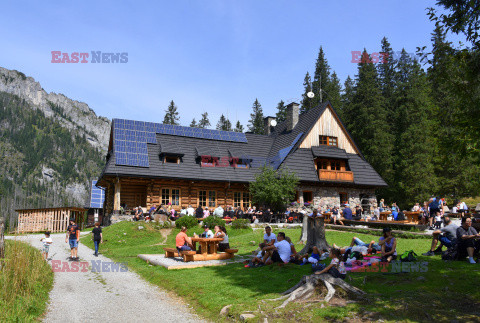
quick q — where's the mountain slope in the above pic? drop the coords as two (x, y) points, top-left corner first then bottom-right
(0, 67), (110, 221)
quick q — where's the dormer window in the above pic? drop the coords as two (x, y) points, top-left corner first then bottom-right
(319, 135), (338, 147)
(164, 156), (180, 164)
(201, 156), (218, 167)
(230, 157), (249, 169)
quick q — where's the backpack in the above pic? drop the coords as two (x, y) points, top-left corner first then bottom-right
(430, 200), (439, 210)
(441, 247), (457, 261)
(400, 250), (418, 262)
(349, 251), (364, 260)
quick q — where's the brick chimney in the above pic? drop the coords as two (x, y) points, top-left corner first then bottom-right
(263, 116), (276, 135)
(286, 102), (299, 132)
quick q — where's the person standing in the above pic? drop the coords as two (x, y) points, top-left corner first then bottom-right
(91, 222), (103, 257)
(40, 231), (53, 261)
(66, 219), (80, 261)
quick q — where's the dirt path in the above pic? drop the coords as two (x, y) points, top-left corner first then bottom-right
(7, 233), (204, 323)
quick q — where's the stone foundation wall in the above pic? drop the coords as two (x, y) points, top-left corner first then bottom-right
(297, 186), (377, 211)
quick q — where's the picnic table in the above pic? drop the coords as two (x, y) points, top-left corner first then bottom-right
(379, 211), (392, 221)
(404, 211), (421, 223)
(164, 237), (238, 262)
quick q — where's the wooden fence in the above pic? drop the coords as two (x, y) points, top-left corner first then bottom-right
(15, 207), (86, 233)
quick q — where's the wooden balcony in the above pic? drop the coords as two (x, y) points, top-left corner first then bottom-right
(318, 169), (354, 182)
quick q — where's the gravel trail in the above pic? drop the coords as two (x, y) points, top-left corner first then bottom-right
(7, 233), (204, 323)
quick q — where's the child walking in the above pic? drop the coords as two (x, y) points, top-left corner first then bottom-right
(91, 222), (103, 257)
(314, 248), (346, 279)
(40, 231), (53, 261)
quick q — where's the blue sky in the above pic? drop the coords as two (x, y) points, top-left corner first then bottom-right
(0, 1), (464, 128)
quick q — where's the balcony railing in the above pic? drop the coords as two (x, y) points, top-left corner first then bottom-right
(318, 170), (354, 182)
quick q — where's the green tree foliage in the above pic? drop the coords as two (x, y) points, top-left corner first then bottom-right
(198, 112), (211, 129)
(0, 92), (104, 210)
(392, 50), (437, 205)
(300, 72), (313, 113)
(234, 121), (244, 133)
(163, 100), (180, 125)
(311, 46), (331, 108)
(377, 37), (397, 115)
(339, 76), (355, 123)
(247, 98), (265, 135)
(349, 50), (394, 187)
(190, 118), (197, 127)
(216, 114), (232, 131)
(249, 166), (299, 212)
(328, 72), (342, 113)
(275, 100), (287, 123)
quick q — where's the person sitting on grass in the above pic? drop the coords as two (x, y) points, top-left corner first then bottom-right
(456, 217), (480, 264)
(263, 226), (276, 245)
(40, 231), (52, 261)
(261, 232), (291, 265)
(380, 227), (397, 263)
(245, 242), (267, 267)
(423, 216), (458, 256)
(176, 226), (193, 253)
(284, 236), (300, 263)
(299, 246), (321, 265)
(214, 225), (230, 252)
(314, 248), (346, 279)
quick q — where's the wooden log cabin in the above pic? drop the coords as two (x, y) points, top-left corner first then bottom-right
(96, 101), (387, 214)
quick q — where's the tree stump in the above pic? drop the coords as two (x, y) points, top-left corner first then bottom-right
(299, 214), (308, 243)
(267, 273), (365, 309)
(299, 216), (330, 255)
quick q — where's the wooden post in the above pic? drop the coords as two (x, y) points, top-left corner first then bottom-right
(114, 179), (121, 213)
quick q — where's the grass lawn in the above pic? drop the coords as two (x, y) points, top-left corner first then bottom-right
(0, 240), (54, 322)
(81, 222), (480, 322)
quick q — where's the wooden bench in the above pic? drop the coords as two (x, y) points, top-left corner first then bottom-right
(164, 247), (180, 258)
(180, 250), (197, 262)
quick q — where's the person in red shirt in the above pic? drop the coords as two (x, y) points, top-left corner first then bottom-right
(176, 226), (193, 253)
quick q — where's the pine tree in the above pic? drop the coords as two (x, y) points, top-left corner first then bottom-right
(350, 50), (394, 188)
(393, 49), (437, 205)
(328, 72), (342, 111)
(339, 76), (355, 124)
(216, 114), (232, 131)
(311, 46), (331, 108)
(234, 121), (244, 133)
(198, 112), (211, 128)
(248, 98), (265, 135)
(275, 100), (287, 123)
(190, 118), (197, 127)
(300, 72), (313, 113)
(163, 100), (180, 125)
(377, 37), (396, 115)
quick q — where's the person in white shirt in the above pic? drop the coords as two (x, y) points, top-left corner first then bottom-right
(180, 208), (187, 215)
(40, 231), (53, 261)
(203, 207), (210, 218)
(262, 232), (291, 264)
(412, 203), (421, 212)
(263, 226), (276, 245)
(200, 225), (214, 238)
(213, 206), (224, 217)
(186, 205), (195, 216)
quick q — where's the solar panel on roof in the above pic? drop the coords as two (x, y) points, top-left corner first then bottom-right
(271, 132), (303, 170)
(112, 118), (249, 167)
